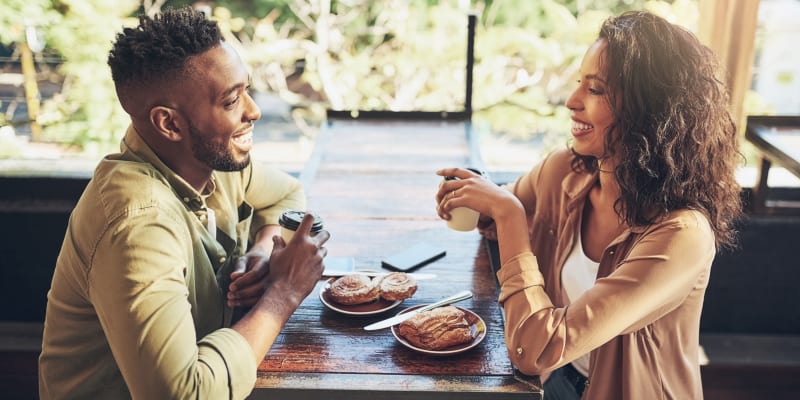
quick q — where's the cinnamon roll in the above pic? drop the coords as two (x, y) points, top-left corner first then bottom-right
(328, 274), (380, 305)
(378, 272), (418, 301)
(397, 306), (475, 350)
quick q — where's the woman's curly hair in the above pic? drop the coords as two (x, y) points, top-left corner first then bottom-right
(572, 11), (743, 250)
(108, 6), (221, 90)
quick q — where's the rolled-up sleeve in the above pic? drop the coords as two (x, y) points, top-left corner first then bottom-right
(497, 252), (548, 303)
(497, 252), (565, 375)
(198, 329), (258, 400)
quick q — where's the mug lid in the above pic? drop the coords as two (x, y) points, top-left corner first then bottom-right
(279, 210), (324, 232)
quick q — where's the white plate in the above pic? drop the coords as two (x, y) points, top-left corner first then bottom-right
(390, 305), (486, 356)
(319, 280), (403, 316)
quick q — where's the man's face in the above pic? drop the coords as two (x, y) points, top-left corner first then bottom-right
(187, 118), (252, 172)
(178, 42), (261, 172)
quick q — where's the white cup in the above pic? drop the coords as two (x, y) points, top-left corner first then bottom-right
(443, 168), (487, 232)
(447, 207), (481, 231)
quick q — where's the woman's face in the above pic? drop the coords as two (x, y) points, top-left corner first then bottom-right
(565, 39), (614, 159)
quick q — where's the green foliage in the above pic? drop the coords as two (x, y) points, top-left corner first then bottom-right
(1, 0), (701, 158)
(1, 0), (139, 157)
(37, 1), (139, 155)
(220, 0), (701, 155)
(0, 0), (61, 45)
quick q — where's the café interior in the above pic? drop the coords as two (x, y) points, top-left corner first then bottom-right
(0, 1), (798, 399)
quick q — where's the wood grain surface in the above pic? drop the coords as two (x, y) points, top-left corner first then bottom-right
(253, 120), (541, 399)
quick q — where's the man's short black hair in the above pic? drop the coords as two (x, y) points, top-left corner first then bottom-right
(108, 6), (223, 89)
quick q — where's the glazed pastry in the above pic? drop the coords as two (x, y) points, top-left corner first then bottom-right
(328, 274), (380, 305)
(397, 306), (474, 350)
(378, 272), (418, 301)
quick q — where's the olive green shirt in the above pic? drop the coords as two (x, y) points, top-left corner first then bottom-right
(39, 125), (305, 399)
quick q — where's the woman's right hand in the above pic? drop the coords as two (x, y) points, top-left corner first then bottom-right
(435, 168), (523, 223)
(436, 168), (531, 266)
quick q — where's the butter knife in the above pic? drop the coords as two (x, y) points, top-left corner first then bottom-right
(362, 290), (473, 331)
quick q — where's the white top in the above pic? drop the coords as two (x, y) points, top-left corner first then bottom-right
(561, 230), (600, 377)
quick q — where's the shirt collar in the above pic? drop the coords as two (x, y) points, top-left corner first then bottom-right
(120, 124), (215, 210)
(562, 167), (596, 212)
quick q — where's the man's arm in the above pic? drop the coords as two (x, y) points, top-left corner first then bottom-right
(231, 213), (329, 363)
(227, 224), (280, 307)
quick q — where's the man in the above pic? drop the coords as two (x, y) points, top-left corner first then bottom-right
(38, 7), (329, 399)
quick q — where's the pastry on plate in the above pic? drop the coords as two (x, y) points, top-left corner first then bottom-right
(397, 305), (474, 350)
(378, 272), (418, 301)
(328, 274), (380, 305)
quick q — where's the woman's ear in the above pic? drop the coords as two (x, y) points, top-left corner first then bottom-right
(150, 106), (183, 142)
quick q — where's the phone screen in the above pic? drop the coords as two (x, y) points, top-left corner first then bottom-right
(381, 243), (446, 272)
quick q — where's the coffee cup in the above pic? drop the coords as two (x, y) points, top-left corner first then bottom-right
(443, 168), (487, 232)
(278, 210), (324, 242)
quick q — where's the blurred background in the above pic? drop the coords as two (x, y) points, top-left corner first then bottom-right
(1, 0), (796, 180)
(1, 3), (799, 399)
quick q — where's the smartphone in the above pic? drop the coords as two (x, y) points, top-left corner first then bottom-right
(381, 243), (446, 272)
(322, 256), (356, 276)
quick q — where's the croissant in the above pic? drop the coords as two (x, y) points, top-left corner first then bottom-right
(328, 274), (380, 305)
(397, 306), (474, 350)
(378, 272), (418, 301)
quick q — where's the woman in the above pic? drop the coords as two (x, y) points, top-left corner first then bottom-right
(436, 11), (742, 399)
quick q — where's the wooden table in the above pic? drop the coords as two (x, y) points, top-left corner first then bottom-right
(249, 119), (542, 399)
(745, 115), (800, 215)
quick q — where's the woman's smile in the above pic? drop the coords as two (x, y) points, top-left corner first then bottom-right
(571, 118), (594, 138)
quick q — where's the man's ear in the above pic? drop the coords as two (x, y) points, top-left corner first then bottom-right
(150, 106), (183, 142)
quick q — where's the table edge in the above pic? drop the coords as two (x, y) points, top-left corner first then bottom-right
(254, 371), (540, 394)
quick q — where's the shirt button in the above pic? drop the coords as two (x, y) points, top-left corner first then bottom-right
(219, 257), (226, 264)
(183, 197), (190, 203)
(516, 347), (524, 356)
(548, 229), (554, 235)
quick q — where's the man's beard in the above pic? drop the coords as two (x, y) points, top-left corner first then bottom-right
(188, 122), (250, 172)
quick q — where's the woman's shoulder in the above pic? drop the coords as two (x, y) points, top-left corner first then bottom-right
(640, 209), (715, 250)
(541, 147), (574, 169)
(660, 209), (713, 231)
(522, 147), (583, 191)
(526, 147), (574, 180)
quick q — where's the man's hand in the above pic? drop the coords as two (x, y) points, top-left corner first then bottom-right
(227, 246), (270, 308)
(231, 212), (330, 363)
(266, 212), (329, 305)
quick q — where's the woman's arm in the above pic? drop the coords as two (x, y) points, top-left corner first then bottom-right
(500, 212), (715, 375)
